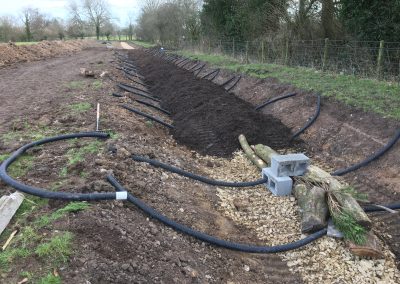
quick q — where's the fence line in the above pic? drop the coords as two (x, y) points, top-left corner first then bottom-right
(177, 38), (400, 81)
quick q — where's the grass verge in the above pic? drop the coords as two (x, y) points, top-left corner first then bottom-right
(174, 50), (400, 120)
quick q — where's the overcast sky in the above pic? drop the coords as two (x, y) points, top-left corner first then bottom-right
(0, 0), (142, 25)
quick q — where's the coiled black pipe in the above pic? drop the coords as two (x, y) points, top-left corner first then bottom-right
(332, 129), (400, 176)
(194, 64), (206, 77)
(132, 155), (268, 187)
(107, 175), (327, 253)
(134, 99), (171, 115)
(201, 69), (220, 80)
(112, 93), (124, 97)
(225, 76), (242, 92)
(220, 76), (236, 87)
(180, 60), (193, 69)
(291, 94), (321, 140)
(125, 75), (150, 88)
(0, 132), (117, 201)
(117, 84), (160, 103)
(119, 82), (152, 95)
(188, 62), (200, 71)
(121, 105), (174, 129)
(177, 58), (190, 67)
(255, 93), (298, 111)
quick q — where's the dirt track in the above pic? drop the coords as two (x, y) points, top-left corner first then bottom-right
(0, 43), (399, 283)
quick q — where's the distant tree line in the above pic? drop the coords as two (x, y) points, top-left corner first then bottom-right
(0, 0), (134, 43)
(134, 0), (400, 45)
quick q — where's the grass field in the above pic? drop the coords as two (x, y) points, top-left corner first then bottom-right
(14, 42), (38, 46)
(175, 50), (400, 120)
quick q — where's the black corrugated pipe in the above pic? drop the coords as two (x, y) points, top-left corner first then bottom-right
(332, 129), (400, 176)
(291, 94), (321, 140)
(121, 105), (174, 129)
(255, 93), (298, 111)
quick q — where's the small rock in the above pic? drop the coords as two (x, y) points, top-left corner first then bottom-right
(244, 265), (250, 272)
(121, 263), (130, 271)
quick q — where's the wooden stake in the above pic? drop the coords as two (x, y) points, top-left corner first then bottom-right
(2, 229), (18, 251)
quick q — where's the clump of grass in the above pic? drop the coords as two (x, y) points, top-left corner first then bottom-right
(0, 248), (31, 270)
(7, 154), (34, 178)
(35, 202), (90, 228)
(35, 232), (73, 265)
(37, 273), (61, 284)
(0, 153), (10, 162)
(68, 102), (92, 113)
(92, 80), (103, 90)
(64, 81), (85, 89)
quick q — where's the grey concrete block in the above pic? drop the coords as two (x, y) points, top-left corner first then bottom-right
(262, 168), (293, 196)
(271, 153), (310, 177)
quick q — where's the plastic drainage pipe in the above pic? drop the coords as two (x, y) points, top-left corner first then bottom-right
(118, 82), (152, 95)
(291, 94), (321, 140)
(134, 99), (171, 115)
(125, 75), (150, 88)
(117, 84), (161, 103)
(121, 105), (174, 129)
(112, 93), (124, 98)
(255, 93), (298, 111)
(188, 62), (200, 71)
(0, 132), (118, 201)
(193, 64), (206, 76)
(201, 69), (220, 80)
(107, 174), (327, 253)
(132, 155), (268, 187)
(225, 76), (242, 92)
(180, 60), (193, 69)
(332, 129), (400, 176)
(220, 76), (236, 87)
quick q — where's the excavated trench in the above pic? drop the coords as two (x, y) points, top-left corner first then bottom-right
(128, 50), (301, 157)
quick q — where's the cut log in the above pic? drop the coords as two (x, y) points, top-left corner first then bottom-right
(294, 184), (329, 233)
(0, 192), (24, 236)
(238, 135), (267, 169)
(252, 143), (371, 229)
(347, 231), (385, 259)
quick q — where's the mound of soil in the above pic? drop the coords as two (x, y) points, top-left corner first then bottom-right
(130, 50), (298, 157)
(0, 40), (89, 67)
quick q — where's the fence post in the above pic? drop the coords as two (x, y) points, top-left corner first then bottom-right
(208, 40), (211, 54)
(261, 40), (265, 64)
(232, 38), (235, 58)
(377, 40), (385, 78)
(285, 37), (289, 65)
(245, 41), (249, 64)
(322, 38), (329, 70)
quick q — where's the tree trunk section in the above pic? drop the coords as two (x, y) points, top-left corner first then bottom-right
(294, 184), (329, 233)
(252, 144), (371, 228)
(238, 135), (267, 169)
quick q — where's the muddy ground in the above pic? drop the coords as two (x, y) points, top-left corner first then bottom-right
(0, 43), (399, 283)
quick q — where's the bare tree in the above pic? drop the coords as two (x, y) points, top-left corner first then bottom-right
(21, 8), (34, 41)
(82, 0), (111, 40)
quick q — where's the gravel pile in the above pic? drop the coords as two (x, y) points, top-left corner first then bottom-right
(201, 151), (400, 283)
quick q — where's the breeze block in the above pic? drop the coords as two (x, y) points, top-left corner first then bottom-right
(262, 168), (293, 196)
(270, 153), (310, 177)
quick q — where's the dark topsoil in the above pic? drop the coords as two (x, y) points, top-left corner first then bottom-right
(129, 50), (298, 157)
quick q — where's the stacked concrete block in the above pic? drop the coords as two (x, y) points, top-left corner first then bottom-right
(262, 154), (310, 196)
(271, 154), (310, 177)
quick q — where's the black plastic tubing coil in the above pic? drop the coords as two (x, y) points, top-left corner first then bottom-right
(255, 93), (298, 111)
(0, 132), (116, 201)
(121, 105), (174, 129)
(291, 94), (321, 140)
(117, 84), (160, 102)
(332, 128), (400, 176)
(132, 155), (268, 187)
(107, 174), (327, 253)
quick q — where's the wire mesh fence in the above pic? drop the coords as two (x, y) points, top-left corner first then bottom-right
(178, 38), (400, 81)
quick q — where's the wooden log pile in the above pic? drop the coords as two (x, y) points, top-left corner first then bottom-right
(239, 134), (383, 258)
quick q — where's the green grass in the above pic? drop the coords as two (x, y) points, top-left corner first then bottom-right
(0, 153), (10, 162)
(35, 232), (73, 265)
(37, 273), (61, 284)
(35, 202), (90, 228)
(129, 40), (156, 48)
(68, 102), (92, 113)
(60, 140), (102, 176)
(64, 80), (85, 89)
(92, 80), (103, 90)
(175, 51), (400, 120)
(7, 154), (34, 178)
(1, 122), (57, 144)
(14, 42), (38, 46)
